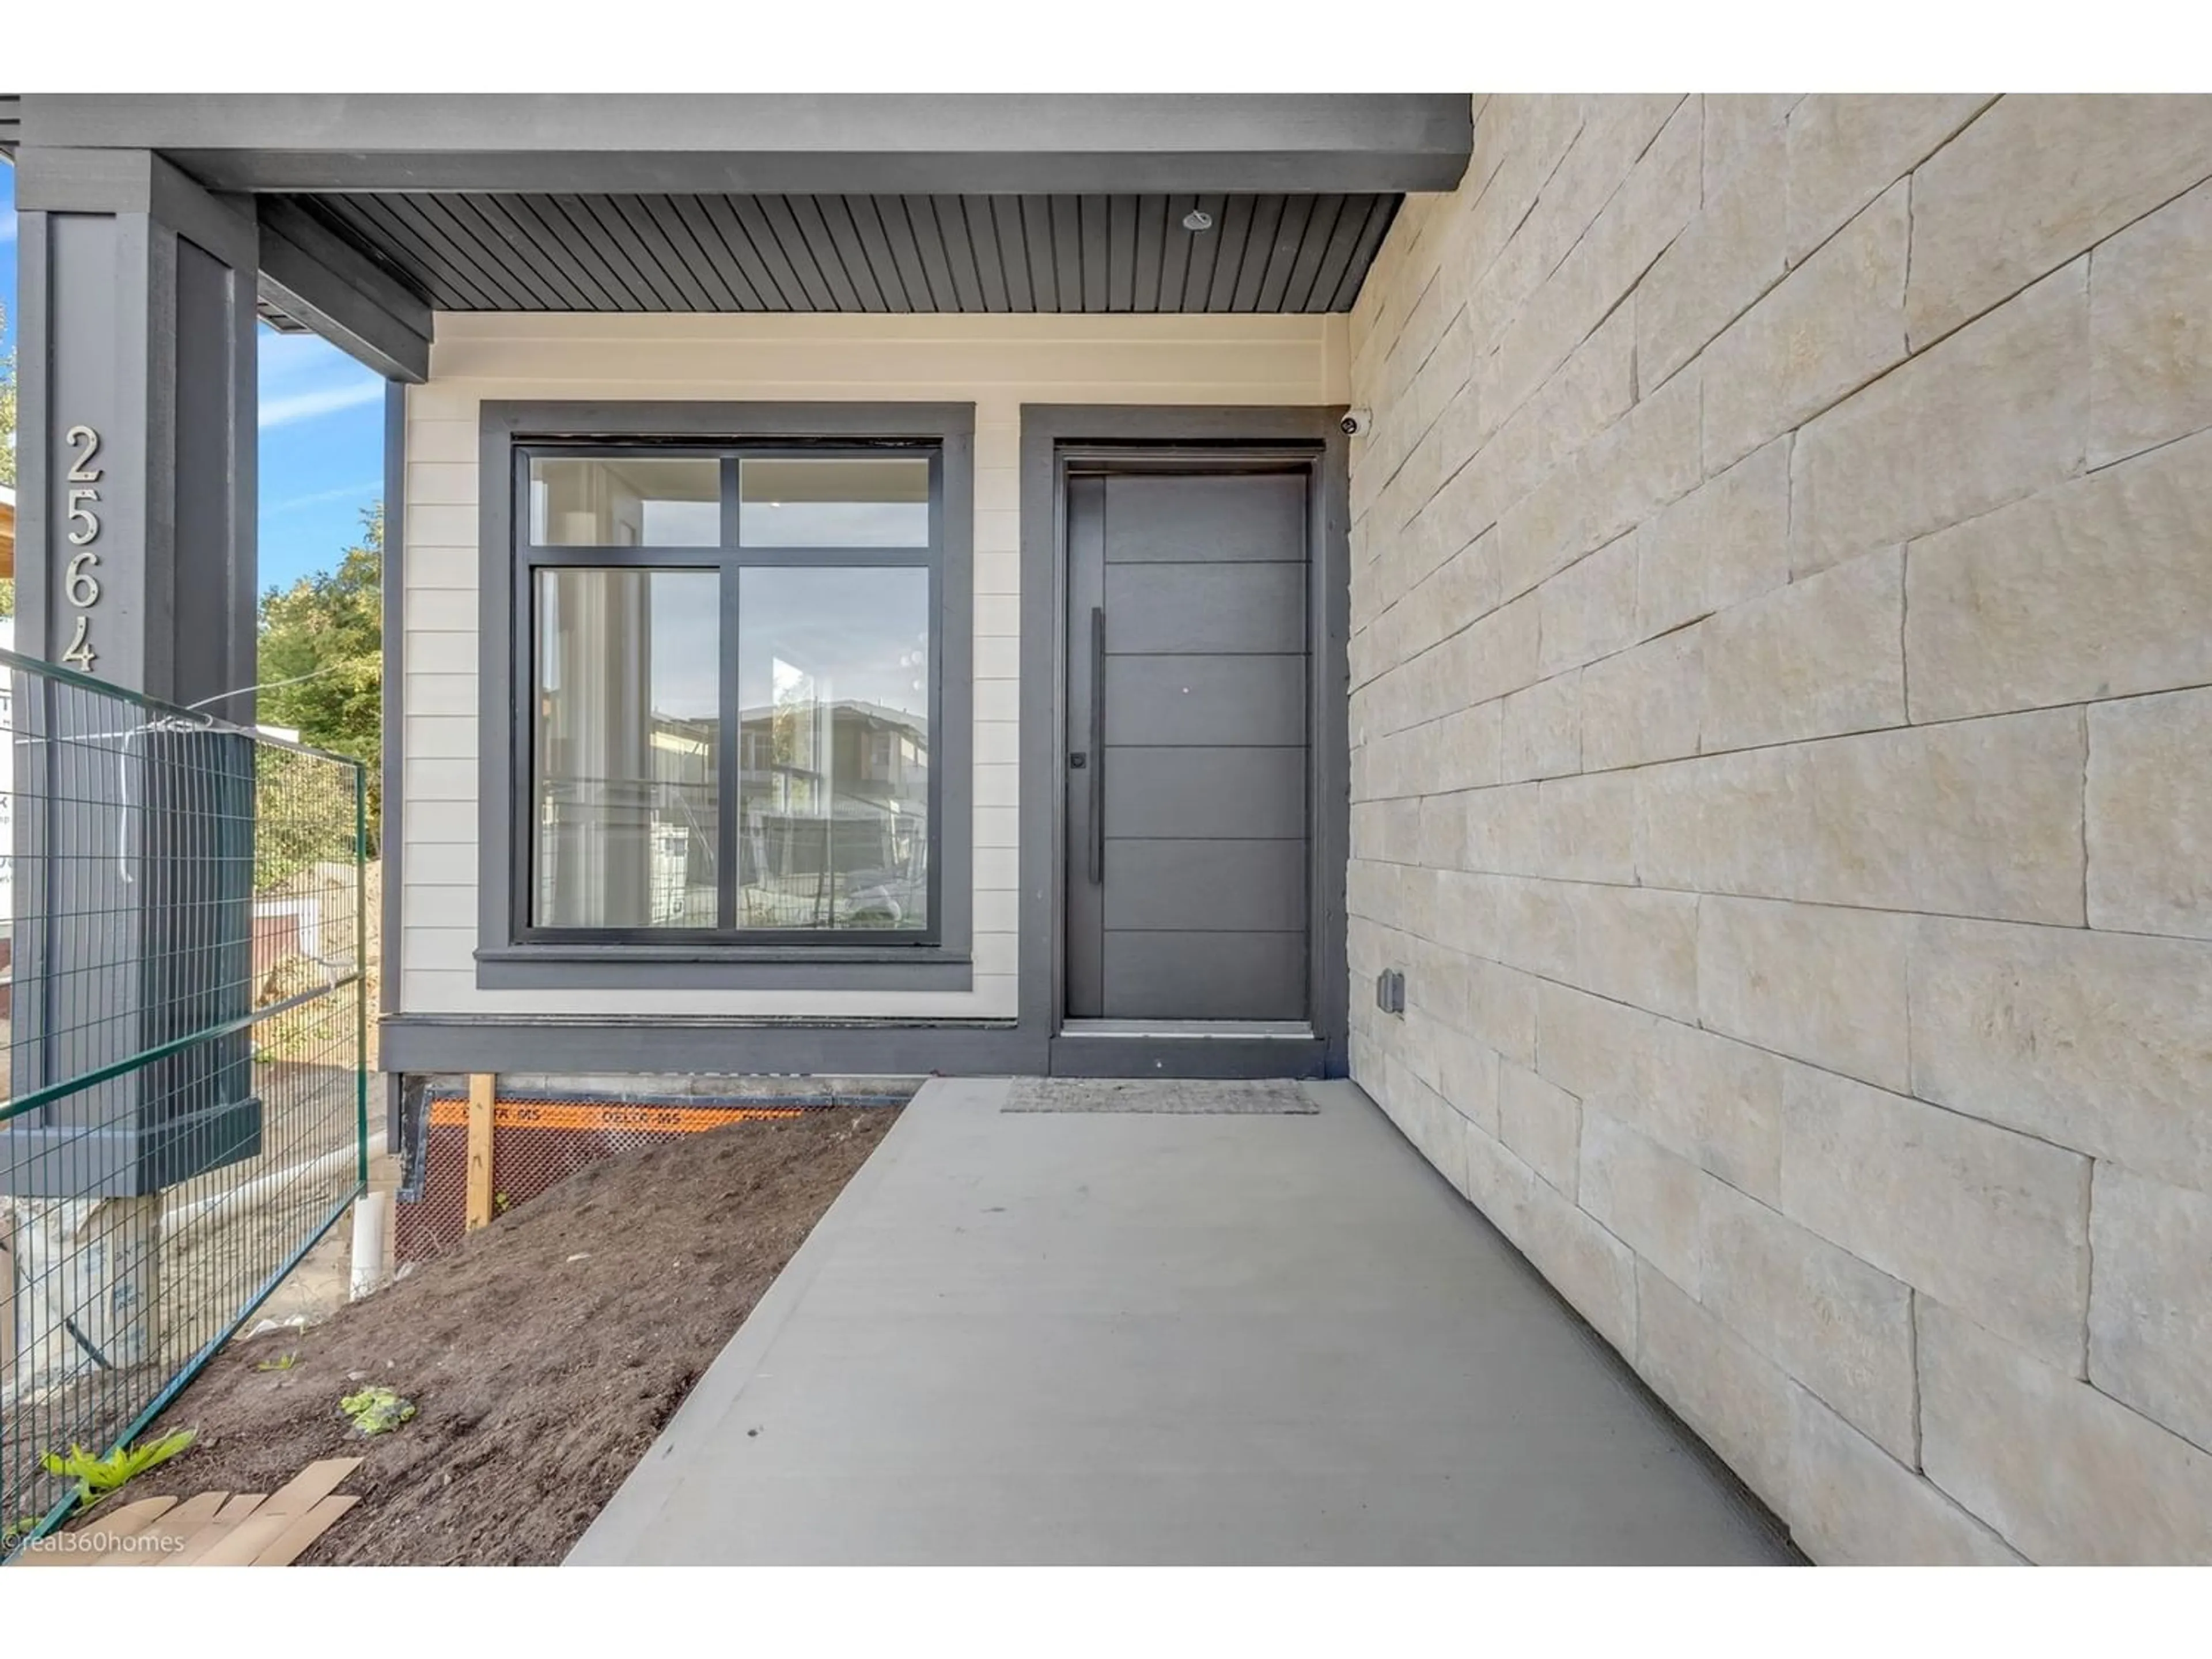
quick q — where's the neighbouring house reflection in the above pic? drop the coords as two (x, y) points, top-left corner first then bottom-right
(734, 698), (930, 931)
(736, 565), (931, 932)
(534, 568), (722, 930)
(533, 563), (931, 934)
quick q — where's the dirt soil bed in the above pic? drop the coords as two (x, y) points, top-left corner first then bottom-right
(99, 1108), (898, 1565)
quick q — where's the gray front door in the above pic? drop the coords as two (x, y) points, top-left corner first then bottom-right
(1064, 468), (1310, 1021)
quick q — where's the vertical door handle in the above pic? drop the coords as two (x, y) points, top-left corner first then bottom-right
(1088, 606), (1105, 886)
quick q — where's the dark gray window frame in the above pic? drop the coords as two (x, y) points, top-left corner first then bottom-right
(512, 445), (944, 948)
(474, 400), (975, 993)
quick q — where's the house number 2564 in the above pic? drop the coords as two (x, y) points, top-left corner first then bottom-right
(61, 424), (102, 671)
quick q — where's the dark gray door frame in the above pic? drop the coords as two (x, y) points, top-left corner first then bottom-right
(1060, 458), (1317, 1024)
(1018, 407), (1353, 1078)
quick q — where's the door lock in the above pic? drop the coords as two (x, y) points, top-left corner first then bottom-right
(1070, 752), (1088, 769)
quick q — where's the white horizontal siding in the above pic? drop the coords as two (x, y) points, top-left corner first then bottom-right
(974, 764), (1019, 808)
(404, 756), (474, 800)
(400, 310), (1348, 1022)
(405, 673), (473, 717)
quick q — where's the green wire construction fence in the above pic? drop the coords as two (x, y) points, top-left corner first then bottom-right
(0, 648), (366, 1554)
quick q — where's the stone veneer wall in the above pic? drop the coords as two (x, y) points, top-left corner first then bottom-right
(1345, 94), (2212, 1565)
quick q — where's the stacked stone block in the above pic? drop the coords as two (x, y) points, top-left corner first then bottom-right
(1346, 93), (2212, 1564)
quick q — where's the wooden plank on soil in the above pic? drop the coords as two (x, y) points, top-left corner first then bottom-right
(12, 1495), (180, 1566)
(182, 1513), (294, 1566)
(121, 1490), (229, 1566)
(92, 1494), (183, 1540)
(158, 1508), (247, 1567)
(466, 1072), (495, 1230)
(261, 1456), (362, 1517)
(251, 1494), (359, 1566)
(161, 1490), (231, 1529)
(216, 1493), (267, 1522)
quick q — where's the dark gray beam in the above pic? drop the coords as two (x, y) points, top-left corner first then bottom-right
(380, 1016), (1046, 1077)
(15, 145), (256, 262)
(16, 94), (1473, 195)
(256, 196), (434, 382)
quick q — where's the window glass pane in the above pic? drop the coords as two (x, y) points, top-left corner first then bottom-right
(531, 457), (721, 546)
(534, 569), (721, 929)
(737, 567), (930, 931)
(738, 457), (930, 548)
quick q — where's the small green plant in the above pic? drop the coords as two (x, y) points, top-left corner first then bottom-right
(494, 1191), (512, 1215)
(340, 1385), (416, 1436)
(256, 1351), (301, 1372)
(39, 1429), (197, 1508)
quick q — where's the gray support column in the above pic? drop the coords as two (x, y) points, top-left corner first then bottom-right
(5, 150), (262, 1270)
(15, 147), (258, 712)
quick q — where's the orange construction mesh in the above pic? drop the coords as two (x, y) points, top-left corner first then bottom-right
(395, 1094), (828, 1264)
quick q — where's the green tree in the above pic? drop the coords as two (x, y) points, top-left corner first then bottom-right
(258, 504), (383, 843)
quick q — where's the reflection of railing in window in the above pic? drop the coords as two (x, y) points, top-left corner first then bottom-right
(535, 700), (932, 933)
(737, 776), (929, 930)
(736, 698), (930, 931)
(535, 775), (719, 929)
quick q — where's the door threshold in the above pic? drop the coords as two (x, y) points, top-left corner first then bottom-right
(1058, 1018), (1316, 1039)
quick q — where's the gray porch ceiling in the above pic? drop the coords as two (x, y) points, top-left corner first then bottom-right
(278, 190), (1402, 315)
(6, 96), (1469, 368)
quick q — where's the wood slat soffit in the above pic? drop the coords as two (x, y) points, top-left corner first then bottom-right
(282, 191), (1401, 315)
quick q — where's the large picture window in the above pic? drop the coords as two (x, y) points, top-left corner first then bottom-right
(515, 443), (942, 946)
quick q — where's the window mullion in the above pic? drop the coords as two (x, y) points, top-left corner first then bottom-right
(717, 554), (741, 933)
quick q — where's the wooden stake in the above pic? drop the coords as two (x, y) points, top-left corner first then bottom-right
(465, 1073), (495, 1232)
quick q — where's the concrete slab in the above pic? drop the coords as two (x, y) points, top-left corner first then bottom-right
(569, 1078), (1796, 1565)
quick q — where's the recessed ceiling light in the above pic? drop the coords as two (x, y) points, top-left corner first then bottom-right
(1182, 209), (1214, 232)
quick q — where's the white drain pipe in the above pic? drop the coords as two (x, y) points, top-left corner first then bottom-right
(349, 1190), (393, 1302)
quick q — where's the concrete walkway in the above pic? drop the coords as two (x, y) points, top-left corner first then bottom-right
(570, 1078), (1794, 1565)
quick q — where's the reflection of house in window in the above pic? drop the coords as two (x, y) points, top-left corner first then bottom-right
(736, 699), (930, 931)
(536, 703), (723, 931)
(645, 712), (720, 926)
(532, 567), (722, 931)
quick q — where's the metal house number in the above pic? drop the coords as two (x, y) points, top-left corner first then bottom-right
(61, 424), (102, 671)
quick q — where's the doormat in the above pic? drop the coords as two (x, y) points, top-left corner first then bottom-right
(1001, 1078), (1317, 1115)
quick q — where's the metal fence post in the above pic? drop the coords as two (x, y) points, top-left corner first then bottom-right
(355, 763), (369, 1193)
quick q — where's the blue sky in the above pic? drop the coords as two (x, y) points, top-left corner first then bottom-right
(0, 159), (384, 598)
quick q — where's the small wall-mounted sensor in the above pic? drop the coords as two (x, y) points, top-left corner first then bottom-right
(1340, 408), (1374, 438)
(1376, 968), (1406, 1016)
